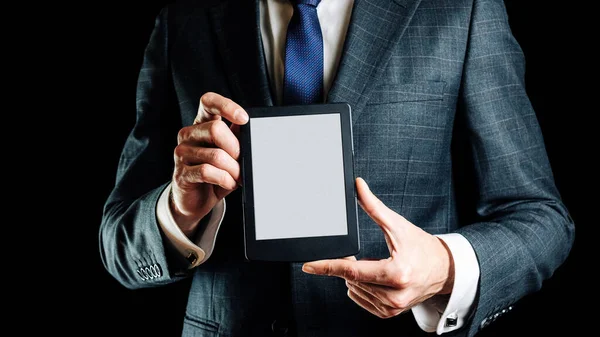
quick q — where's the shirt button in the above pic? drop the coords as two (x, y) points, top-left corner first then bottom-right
(271, 319), (289, 337)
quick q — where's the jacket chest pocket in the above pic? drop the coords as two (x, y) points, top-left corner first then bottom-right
(367, 81), (446, 105)
(353, 80), (451, 190)
(359, 80), (449, 127)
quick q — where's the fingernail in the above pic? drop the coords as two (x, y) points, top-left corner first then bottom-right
(235, 109), (248, 123)
(302, 264), (315, 274)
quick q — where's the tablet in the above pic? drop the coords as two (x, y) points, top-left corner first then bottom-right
(240, 103), (359, 262)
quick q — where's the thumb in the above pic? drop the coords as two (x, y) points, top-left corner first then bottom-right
(356, 177), (400, 246)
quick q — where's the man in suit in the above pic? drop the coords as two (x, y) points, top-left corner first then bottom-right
(99, 0), (575, 336)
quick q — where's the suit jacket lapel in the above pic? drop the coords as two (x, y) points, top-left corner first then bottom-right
(209, 0), (273, 108)
(327, 0), (422, 124)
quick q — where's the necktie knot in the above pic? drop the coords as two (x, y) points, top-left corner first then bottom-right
(292, 0), (321, 7)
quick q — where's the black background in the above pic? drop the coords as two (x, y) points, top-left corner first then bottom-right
(47, 0), (591, 336)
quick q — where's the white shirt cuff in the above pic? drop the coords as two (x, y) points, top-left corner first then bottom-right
(156, 183), (226, 269)
(411, 233), (480, 334)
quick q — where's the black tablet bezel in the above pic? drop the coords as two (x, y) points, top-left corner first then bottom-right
(239, 103), (359, 262)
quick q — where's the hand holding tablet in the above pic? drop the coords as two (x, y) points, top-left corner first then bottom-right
(240, 103), (359, 262)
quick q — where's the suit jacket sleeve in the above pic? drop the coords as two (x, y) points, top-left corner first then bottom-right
(454, 0), (575, 335)
(98, 6), (197, 289)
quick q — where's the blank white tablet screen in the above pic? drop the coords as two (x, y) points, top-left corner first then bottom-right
(250, 113), (348, 240)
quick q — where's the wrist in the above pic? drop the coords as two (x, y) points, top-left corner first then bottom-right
(168, 188), (205, 238)
(436, 237), (455, 295)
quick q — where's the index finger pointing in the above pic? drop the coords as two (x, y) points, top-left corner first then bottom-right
(195, 92), (249, 125)
(302, 259), (390, 285)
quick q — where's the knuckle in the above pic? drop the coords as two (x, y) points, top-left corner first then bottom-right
(390, 265), (412, 288)
(201, 92), (217, 107)
(389, 294), (410, 310)
(208, 120), (225, 140)
(398, 265), (413, 286)
(193, 147), (205, 163)
(173, 168), (186, 187)
(218, 172), (235, 190)
(377, 264), (390, 282)
(197, 164), (210, 182)
(210, 149), (225, 167)
(174, 145), (186, 162)
(389, 295), (404, 309)
(177, 127), (189, 144)
(217, 170), (227, 186)
(323, 262), (333, 276)
(342, 265), (358, 281)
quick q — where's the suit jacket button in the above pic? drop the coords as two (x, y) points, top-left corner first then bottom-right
(137, 268), (147, 281)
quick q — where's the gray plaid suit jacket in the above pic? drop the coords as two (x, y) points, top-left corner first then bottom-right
(99, 0), (575, 336)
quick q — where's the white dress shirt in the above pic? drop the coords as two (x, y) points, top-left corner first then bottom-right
(156, 0), (480, 334)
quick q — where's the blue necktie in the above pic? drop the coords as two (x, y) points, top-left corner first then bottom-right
(283, 0), (323, 105)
